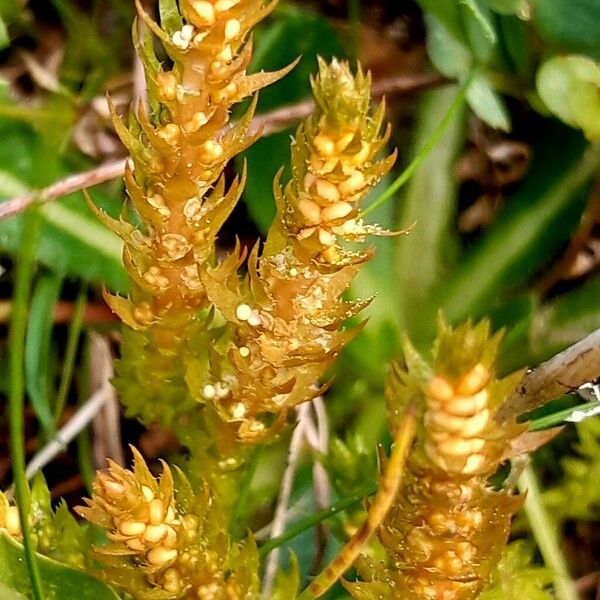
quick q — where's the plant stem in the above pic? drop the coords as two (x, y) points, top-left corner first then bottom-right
(8, 207), (45, 600)
(518, 464), (579, 600)
(362, 72), (473, 218)
(54, 284), (87, 422)
(528, 399), (600, 431)
(348, 0), (361, 59)
(258, 488), (373, 558)
(229, 446), (262, 539)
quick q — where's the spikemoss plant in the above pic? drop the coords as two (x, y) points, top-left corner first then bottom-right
(344, 321), (530, 600)
(75, 448), (259, 599)
(1, 2), (583, 599)
(90, 0), (397, 508)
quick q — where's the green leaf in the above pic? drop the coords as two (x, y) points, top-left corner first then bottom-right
(0, 193), (127, 292)
(536, 55), (600, 141)
(459, 0), (497, 64)
(425, 13), (473, 79)
(0, 581), (28, 600)
(480, 542), (552, 600)
(25, 272), (62, 436)
(271, 555), (300, 600)
(0, 14), (8, 50)
(482, 0), (530, 15)
(0, 533), (120, 600)
(416, 0), (464, 42)
(460, 0), (496, 42)
(420, 0), (496, 62)
(158, 0), (183, 35)
(533, 0), (600, 60)
(395, 85), (466, 334)
(497, 14), (530, 77)
(416, 126), (599, 344)
(238, 7), (345, 232)
(466, 72), (511, 131)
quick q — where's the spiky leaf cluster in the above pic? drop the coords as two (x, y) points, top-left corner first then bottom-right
(76, 448), (259, 599)
(267, 58), (397, 267)
(346, 320), (527, 600)
(94, 0), (291, 427)
(479, 542), (552, 600)
(0, 475), (89, 570)
(196, 60), (396, 442)
(544, 416), (600, 522)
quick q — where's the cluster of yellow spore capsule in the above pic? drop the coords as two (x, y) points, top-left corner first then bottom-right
(345, 321), (525, 600)
(198, 58), (397, 442)
(423, 363), (492, 475)
(93, 0), (291, 428)
(273, 58), (396, 266)
(76, 449), (179, 568)
(76, 448), (259, 599)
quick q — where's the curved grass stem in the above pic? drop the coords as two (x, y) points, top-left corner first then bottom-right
(53, 284), (87, 423)
(362, 72), (473, 218)
(518, 464), (579, 600)
(8, 207), (45, 600)
(297, 404), (417, 600)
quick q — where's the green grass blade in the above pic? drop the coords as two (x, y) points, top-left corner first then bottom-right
(8, 207), (45, 600)
(25, 272), (62, 437)
(258, 488), (373, 558)
(394, 84), (467, 332)
(518, 465), (578, 600)
(415, 137), (600, 345)
(362, 72), (472, 218)
(53, 284), (87, 423)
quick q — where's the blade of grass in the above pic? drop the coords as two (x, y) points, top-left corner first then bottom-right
(8, 206), (45, 600)
(229, 446), (262, 539)
(25, 272), (62, 437)
(394, 84), (467, 331)
(528, 399), (600, 431)
(257, 487), (373, 558)
(362, 72), (472, 219)
(348, 0), (361, 59)
(430, 141), (600, 334)
(76, 334), (95, 492)
(54, 284), (87, 423)
(518, 465), (579, 600)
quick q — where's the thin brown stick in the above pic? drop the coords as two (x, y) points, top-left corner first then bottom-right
(4, 334), (114, 498)
(0, 72), (444, 220)
(498, 328), (600, 422)
(0, 159), (127, 220)
(0, 299), (117, 324)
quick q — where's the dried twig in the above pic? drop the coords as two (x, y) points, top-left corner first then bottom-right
(0, 72), (444, 220)
(297, 404), (417, 600)
(89, 334), (124, 467)
(499, 328), (600, 421)
(0, 159), (127, 220)
(262, 403), (314, 598)
(305, 398), (331, 574)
